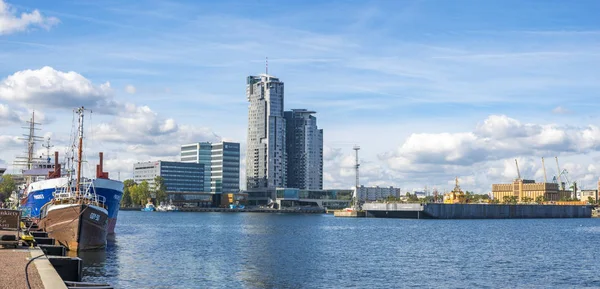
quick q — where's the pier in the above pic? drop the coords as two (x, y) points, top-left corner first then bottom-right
(0, 209), (113, 289)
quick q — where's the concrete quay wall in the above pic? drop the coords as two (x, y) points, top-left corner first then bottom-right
(363, 203), (593, 219)
(423, 204), (592, 219)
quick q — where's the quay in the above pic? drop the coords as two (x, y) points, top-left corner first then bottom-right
(122, 206), (326, 214)
(1, 209), (113, 289)
(362, 203), (593, 219)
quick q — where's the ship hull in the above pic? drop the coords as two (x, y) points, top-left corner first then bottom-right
(24, 178), (123, 234)
(40, 204), (108, 251)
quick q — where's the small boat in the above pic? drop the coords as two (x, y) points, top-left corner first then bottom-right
(39, 107), (108, 251)
(157, 199), (179, 212)
(141, 199), (156, 212)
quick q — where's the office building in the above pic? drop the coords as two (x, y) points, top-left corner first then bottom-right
(284, 109), (323, 190)
(181, 141), (240, 194)
(246, 74), (286, 203)
(211, 142), (240, 194)
(133, 161), (204, 192)
(180, 142), (212, 192)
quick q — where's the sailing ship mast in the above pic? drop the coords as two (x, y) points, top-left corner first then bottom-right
(75, 107), (85, 197)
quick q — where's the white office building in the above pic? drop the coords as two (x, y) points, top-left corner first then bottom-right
(181, 142), (240, 194)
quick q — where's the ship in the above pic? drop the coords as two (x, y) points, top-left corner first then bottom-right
(39, 107), (109, 251)
(17, 110), (123, 234)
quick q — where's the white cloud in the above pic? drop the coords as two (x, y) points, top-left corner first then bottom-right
(0, 135), (20, 148)
(0, 0), (59, 35)
(552, 106), (572, 114)
(0, 103), (20, 125)
(125, 84), (136, 94)
(0, 66), (118, 113)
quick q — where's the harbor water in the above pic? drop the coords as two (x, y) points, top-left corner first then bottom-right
(78, 211), (599, 288)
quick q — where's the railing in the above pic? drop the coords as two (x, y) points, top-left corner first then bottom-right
(51, 181), (106, 208)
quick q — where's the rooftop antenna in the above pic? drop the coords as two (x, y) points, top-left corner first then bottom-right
(353, 145), (360, 210)
(266, 56), (268, 75)
(42, 137), (53, 163)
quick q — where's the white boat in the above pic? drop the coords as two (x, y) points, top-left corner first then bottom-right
(157, 200), (179, 212)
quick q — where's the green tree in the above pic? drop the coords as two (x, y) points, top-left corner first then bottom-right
(0, 174), (17, 203)
(535, 195), (546, 204)
(120, 179), (136, 208)
(588, 196), (595, 204)
(135, 181), (151, 205)
(153, 176), (167, 204)
(521, 197), (533, 204)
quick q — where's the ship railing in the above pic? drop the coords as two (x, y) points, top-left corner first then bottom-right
(52, 184), (106, 208)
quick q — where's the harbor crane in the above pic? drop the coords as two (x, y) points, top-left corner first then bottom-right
(541, 157), (548, 183)
(515, 159), (522, 180)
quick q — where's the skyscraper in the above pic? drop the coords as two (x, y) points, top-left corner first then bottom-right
(246, 74), (286, 203)
(284, 109), (323, 190)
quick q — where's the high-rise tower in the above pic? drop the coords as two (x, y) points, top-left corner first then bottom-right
(284, 109), (323, 190)
(246, 74), (286, 203)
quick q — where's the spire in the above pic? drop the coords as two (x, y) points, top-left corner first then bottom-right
(266, 56), (268, 75)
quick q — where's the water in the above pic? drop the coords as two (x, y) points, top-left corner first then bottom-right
(78, 211), (600, 288)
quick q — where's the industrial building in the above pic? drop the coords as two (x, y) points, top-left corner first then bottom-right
(180, 141), (240, 194)
(491, 179), (571, 202)
(133, 161), (204, 192)
(284, 109), (323, 190)
(246, 74), (287, 204)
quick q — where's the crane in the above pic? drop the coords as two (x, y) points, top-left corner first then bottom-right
(555, 157), (563, 191)
(515, 159), (521, 180)
(541, 157), (548, 183)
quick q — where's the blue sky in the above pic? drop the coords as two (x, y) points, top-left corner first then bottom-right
(1, 0), (600, 193)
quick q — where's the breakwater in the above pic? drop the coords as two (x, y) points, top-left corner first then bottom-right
(363, 203), (593, 219)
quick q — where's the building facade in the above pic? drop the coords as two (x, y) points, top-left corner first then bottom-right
(491, 179), (570, 202)
(284, 109), (323, 190)
(133, 161), (204, 192)
(354, 186), (402, 202)
(181, 142), (240, 194)
(180, 142), (212, 192)
(211, 142), (240, 194)
(246, 74), (286, 203)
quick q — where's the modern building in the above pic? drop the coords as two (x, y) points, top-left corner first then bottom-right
(181, 142), (240, 194)
(210, 142), (240, 194)
(284, 109), (323, 190)
(180, 142), (212, 192)
(246, 74), (286, 204)
(133, 161), (204, 192)
(491, 179), (570, 202)
(354, 186), (402, 202)
(275, 188), (353, 209)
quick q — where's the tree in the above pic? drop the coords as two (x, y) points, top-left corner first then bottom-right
(521, 197), (533, 204)
(120, 179), (136, 208)
(588, 196), (595, 204)
(503, 196), (517, 204)
(0, 174), (17, 203)
(154, 176), (167, 204)
(535, 195), (546, 204)
(130, 181), (151, 206)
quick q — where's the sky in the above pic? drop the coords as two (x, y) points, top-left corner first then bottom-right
(1, 0), (600, 193)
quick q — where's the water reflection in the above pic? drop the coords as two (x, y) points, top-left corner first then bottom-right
(67, 235), (120, 281)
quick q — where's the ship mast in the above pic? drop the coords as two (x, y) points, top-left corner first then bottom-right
(75, 107), (85, 197)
